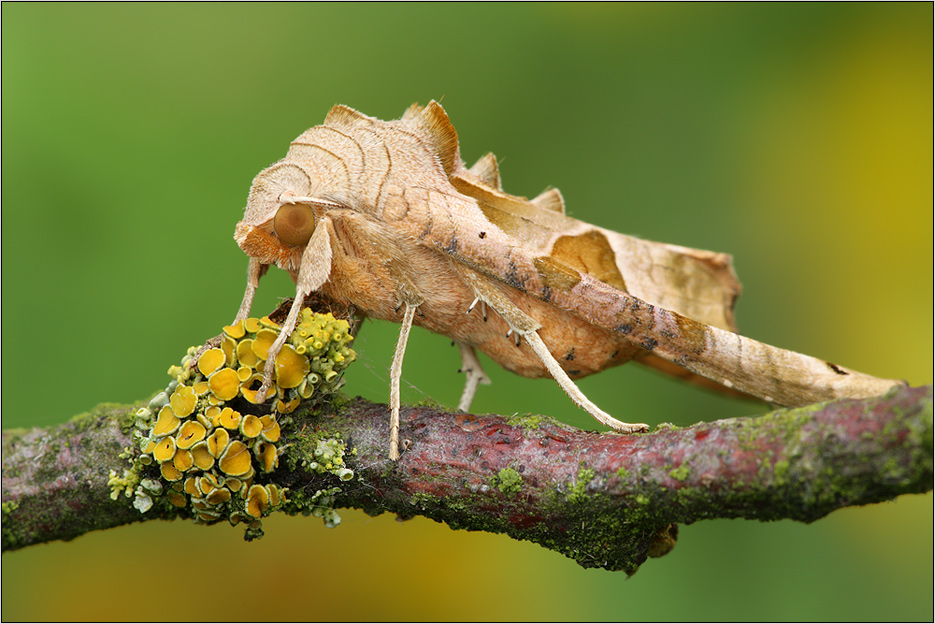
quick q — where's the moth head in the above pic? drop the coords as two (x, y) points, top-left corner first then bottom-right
(235, 161), (340, 269)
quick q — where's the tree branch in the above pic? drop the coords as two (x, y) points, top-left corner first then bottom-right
(3, 383), (930, 573)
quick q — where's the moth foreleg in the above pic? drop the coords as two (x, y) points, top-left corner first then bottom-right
(389, 302), (418, 460)
(235, 258), (269, 323)
(189, 259), (270, 373)
(456, 342), (491, 412)
(256, 218), (334, 403)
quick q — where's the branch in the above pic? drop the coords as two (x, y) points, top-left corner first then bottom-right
(3, 383), (930, 573)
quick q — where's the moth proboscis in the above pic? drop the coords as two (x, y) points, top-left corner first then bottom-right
(228, 101), (904, 459)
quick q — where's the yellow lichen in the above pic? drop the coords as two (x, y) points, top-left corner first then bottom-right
(153, 436), (177, 463)
(251, 329), (278, 361)
(246, 484), (270, 518)
(273, 344), (309, 388)
(160, 462), (183, 482)
(219, 441), (252, 476)
(205, 405), (222, 427)
(207, 429), (230, 458)
(208, 367), (240, 401)
(167, 491), (187, 507)
(260, 415), (281, 443)
(183, 477), (200, 496)
(223, 320), (246, 340)
(236, 340), (259, 369)
(221, 334), (237, 367)
(276, 396), (300, 414)
(169, 385), (197, 418)
(138, 308), (354, 533)
(152, 406), (181, 437)
(257, 442), (278, 472)
(190, 442), (215, 471)
(240, 415), (263, 439)
(207, 487), (232, 505)
(176, 421), (207, 450)
(197, 348), (226, 377)
(218, 407), (241, 430)
(173, 449), (194, 472)
(199, 472), (223, 494)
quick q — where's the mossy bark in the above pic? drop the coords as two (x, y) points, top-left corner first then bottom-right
(3, 384), (931, 573)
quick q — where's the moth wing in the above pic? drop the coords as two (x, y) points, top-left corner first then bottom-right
(447, 170), (741, 333)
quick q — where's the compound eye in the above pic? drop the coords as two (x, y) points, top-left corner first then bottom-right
(273, 203), (316, 247)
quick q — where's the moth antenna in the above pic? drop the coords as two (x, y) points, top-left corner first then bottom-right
(280, 193), (345, 211)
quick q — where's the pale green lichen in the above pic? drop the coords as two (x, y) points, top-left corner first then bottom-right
(497, 467), (523, 495)
(112, 309), (356, 539)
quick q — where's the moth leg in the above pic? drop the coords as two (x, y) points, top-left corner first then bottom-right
(389, 302), (418, 460)
(189, 258), (270, 372)
(456, 342), (491, 412)
(256, 218), (334, 403)
(235, 258), (269, 323)
(455, 263), (648, 434)
(522, 330), (648, 433)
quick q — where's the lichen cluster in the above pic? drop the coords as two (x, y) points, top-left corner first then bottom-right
(111, 309), (356, 535)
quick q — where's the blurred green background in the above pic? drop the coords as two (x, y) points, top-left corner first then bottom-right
(2, 3), (931, 621)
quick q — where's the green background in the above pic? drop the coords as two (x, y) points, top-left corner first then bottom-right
(2, 3), (931, 621)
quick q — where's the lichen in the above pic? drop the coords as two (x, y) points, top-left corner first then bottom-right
(111, 309), (356, 538)
(497, 467), (522, 495)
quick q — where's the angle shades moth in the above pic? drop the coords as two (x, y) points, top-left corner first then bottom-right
(231, 101), (904, 459)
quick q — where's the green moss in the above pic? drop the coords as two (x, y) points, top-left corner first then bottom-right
(412, 397), (445, 410)
(505, 413), (547, 430)
(616, 466), (630, 480)
(497, 468), (522, 495)
(668, 465), (690, 482)
(567, 467), (596, 503)
(773, 459), (789, 485)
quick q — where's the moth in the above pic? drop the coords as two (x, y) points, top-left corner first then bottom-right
(231, 101), (903, 459)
